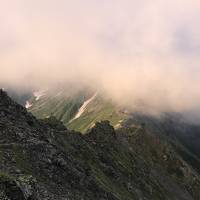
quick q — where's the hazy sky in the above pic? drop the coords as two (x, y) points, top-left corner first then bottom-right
(1, 0), (200, 114)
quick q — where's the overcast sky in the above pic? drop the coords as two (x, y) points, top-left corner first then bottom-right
(1, 0), (200, 114)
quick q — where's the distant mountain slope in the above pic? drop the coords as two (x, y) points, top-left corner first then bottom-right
(28, 90), (86, 124)
(27, 90), (128, 132)
(0, 89), (200, 199)
(68, 94), (128, 132)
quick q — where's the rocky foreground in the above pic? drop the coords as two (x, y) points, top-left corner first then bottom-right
(0, 89), (200, 200)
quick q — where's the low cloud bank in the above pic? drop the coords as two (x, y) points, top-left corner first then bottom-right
(1, 0), (200, 115)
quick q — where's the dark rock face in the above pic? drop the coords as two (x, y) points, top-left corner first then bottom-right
(0, 89), (200, 200)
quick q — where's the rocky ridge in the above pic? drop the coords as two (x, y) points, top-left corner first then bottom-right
(0, 89), (200, 200)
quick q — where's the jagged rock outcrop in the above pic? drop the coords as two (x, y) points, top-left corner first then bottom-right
(0, 89), (200, 200)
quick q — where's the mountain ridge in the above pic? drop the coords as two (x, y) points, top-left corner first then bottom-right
(0, 89), (200, 199)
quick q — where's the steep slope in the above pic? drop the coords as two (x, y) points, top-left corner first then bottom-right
(0, 89), (200, 199)
(27, 91), (128, 132)
(68, 95), (128, 132)
(28, 90), (87, 124)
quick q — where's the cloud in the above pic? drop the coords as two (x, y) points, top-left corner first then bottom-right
(1, 0), (200, 114)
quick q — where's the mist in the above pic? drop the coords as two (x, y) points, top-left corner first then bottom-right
(1, 0), (200, 115)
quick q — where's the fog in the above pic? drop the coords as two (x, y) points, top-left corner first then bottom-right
(1, 0), (200, 114)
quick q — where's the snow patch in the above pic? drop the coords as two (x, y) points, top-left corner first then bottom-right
(71, 93), (97, 122)
(25, 101), (33, 109)
(115, 123), (121, 128)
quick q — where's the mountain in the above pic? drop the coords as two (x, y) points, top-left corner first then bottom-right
(25, 90), (128, 133)
(24, 90), (200, 160)
(0, 89), (200, 199)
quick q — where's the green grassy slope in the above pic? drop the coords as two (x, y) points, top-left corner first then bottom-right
(28, 91), (129, 133)
(29, 91), (86, 124)
(68, 95), (128, 132)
